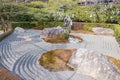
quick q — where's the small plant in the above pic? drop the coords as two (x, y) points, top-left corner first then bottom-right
(59, 32), (70, 40)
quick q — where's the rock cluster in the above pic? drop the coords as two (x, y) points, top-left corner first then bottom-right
(69, 48), (120, 80)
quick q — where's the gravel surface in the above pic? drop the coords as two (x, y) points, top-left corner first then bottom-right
(0, 29), (120, 80)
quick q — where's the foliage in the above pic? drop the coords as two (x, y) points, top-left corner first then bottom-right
(69, 6), (92, 22)
(59, 32), (70, 40)
(11, 22), (38, 29)
(0, 2), (27, 23)
(26, 1), (47, 8)
(0, 3), (26, 12)
(0, 3), (27, 17)
(113, 25), (120, 44)
(13, 13), (35, 22)
(38, 21), (64, 28)
(83, 23), (96, 31)
(1, 0), (120, 29)
(25, 3), (120, 24)
(118, 20), (120, 25)
(68, 4), (120, 23)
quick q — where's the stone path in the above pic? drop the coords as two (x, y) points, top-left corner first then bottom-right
(0, 29), (120, 80)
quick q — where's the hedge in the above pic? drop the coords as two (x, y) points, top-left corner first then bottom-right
(13, 14), (35, 22)
(112, 25), (120, 44)
(38, 21), (64, 28)
(11, 21), (64, 29)
(11, 22), (38, 29)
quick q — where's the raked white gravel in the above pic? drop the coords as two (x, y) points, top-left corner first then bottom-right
(0, 29), (120, 80)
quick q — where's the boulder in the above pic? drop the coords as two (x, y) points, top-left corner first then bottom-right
(14, 27), (25, 33)
(69, 48), (120, 80)
(42, 27), (67, 38)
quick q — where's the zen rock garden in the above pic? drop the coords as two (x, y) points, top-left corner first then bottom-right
(0, 1), (120, 79)
(0, 15), (120, 80)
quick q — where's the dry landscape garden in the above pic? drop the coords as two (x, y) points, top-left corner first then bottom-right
(0, 0), (120, 80)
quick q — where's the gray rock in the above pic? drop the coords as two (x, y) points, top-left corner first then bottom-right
(14, 27), (25, 33)
(92, 27), (114, 35)
(42, 27), (67, 38)
(69, 48), (120, 80)
(64, 15), (73, 32)
(64, 15), (72, 27)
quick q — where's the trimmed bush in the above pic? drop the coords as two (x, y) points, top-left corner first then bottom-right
(0, 3), (26, 12)
(11, 22), (38, 29)
(26, 1), (46, 8)
(83, 23), (96, 31)
(113, 25), (120, 44)
(38, 21), (64, 28)
(14, 13), (35, 22)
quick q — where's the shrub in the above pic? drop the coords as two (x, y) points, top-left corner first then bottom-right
(83, 23), (96, 31)
(0, 3), (27, 21)
(14, 13), (35, 22)
(113, 25), (120, 44)
(59, 32), (69, 40)
(38, 21), (64, 28)
(11, 22), (38, 29)
(0, 3), (26, 12)
(70, 6), (92, 22)
(26, 1), (46, 8)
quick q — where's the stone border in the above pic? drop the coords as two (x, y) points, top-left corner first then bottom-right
(0, 26), (13, 41)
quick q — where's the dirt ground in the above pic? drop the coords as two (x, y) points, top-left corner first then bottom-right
(0, 67), (20, 80)
(107, 56), (120, 69)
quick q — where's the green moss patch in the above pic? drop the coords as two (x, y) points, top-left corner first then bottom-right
(39, 49), (76, 72)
